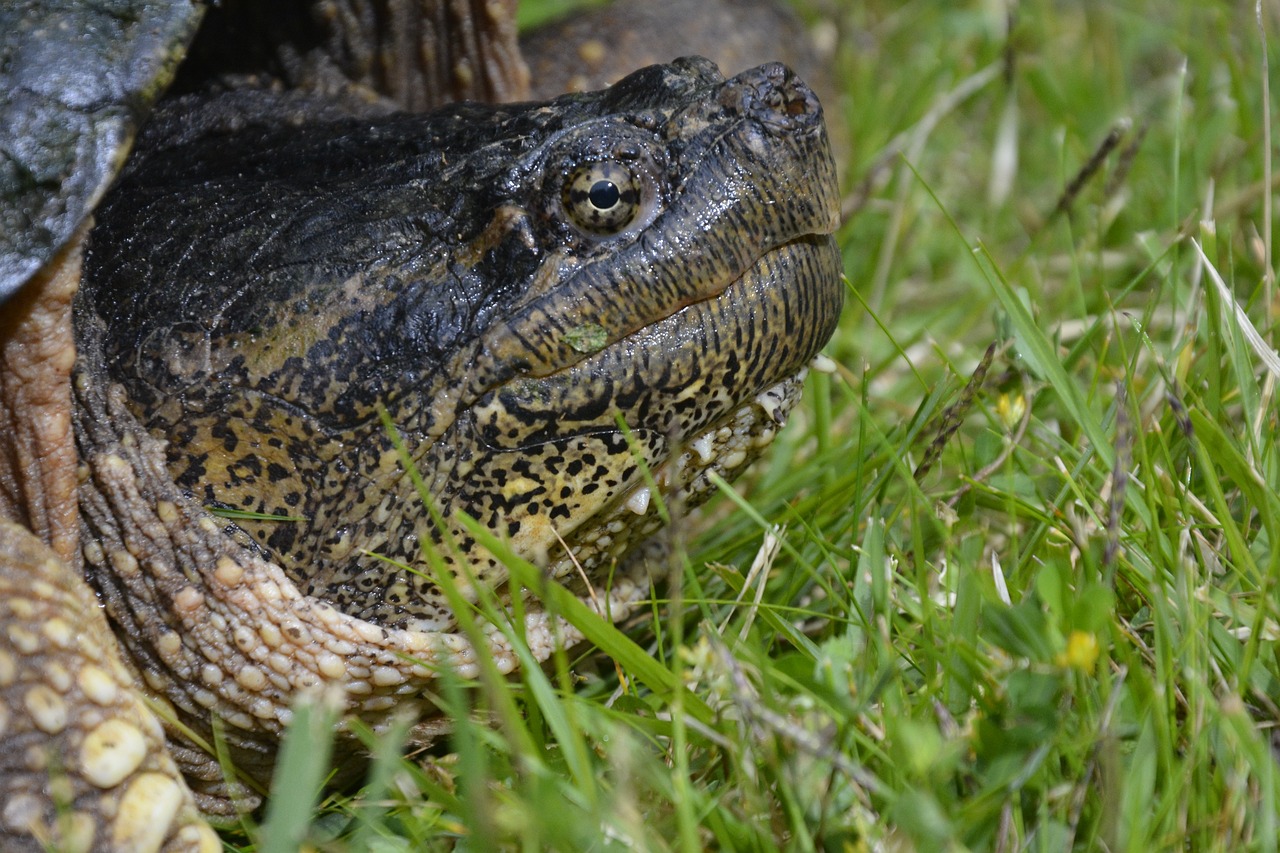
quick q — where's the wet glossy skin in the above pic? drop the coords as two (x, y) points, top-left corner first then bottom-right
(0, 57), (851, 834)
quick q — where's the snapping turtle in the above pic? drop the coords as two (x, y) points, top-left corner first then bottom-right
(0, 0), (842, 848)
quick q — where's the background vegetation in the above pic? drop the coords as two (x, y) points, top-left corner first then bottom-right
(236, 1), (1280, 849)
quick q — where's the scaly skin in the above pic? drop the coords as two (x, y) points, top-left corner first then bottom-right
(0, 1), (525, 845)
(0, 520), (219, 852)
(71, 350), (654, 811)
(0, 222), (81, 564)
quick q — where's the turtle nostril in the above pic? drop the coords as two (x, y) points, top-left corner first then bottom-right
(727, 62), (822, 131)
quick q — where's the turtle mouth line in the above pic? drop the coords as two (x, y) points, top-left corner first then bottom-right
(595, 228), (843, 381)
(547, 229), (841, 382)
(473, 229), (842, 455)
(667, 229), (837, 315)
(672, 224), (837, 313)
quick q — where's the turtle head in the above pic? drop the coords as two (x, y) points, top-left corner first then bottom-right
(80, 58), (843, 631)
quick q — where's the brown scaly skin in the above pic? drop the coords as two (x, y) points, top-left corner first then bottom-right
(0, 0), (525, 845)
(0, 223), (82, 564)
(0, 3), (842, 849)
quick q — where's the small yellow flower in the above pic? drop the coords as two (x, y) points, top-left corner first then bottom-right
(1056, 630), (1100, 674)
(996, 392), (1026, 431)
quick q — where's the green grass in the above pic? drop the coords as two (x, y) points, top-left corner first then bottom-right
(226, 1), (1280, 849)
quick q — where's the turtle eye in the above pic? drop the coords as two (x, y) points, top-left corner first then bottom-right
(562, 162), (643, 236)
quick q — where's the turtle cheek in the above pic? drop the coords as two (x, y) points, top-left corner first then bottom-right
(452, 428), (657, 562)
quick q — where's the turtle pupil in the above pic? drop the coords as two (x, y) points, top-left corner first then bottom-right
(589, 180), (620, 210)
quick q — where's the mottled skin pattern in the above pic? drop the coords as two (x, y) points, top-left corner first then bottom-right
(0, 231), (216, 848)
(1, 55), (841, 851)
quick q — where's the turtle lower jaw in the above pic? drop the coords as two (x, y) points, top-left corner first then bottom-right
(548, 365), (810, 583)
(638, 366), (811, 512)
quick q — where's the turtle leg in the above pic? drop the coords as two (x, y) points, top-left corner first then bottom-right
(0, 520), (220, 852)
(0, 221), (83, 562)
(0, 231), (218, 851)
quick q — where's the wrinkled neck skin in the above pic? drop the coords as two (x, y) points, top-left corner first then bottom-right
(73, 57), (842, 811)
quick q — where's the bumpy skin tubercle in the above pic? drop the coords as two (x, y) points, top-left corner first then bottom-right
(0, 520), (219, 852)
(0, 216), (215, 852)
